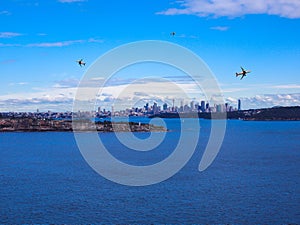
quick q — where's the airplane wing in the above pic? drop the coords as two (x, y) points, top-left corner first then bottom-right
(241, 66), (245, 72)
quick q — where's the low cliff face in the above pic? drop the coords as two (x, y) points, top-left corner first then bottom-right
(0, 118), (167, 132)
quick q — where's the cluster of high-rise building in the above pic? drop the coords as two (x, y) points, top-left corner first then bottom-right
(102, 99), (242, 117)
(1, 99), (242, 118)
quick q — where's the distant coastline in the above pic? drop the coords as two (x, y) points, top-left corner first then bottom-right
(0, 106), (299, 132)
(149, 106), (300, 121)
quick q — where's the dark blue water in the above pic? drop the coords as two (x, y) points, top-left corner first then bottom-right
(1, 120), (299, 224)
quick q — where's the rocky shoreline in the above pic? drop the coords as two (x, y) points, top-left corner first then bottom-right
(0, 118), (167, 132)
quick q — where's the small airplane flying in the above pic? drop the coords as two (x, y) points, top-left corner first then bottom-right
(236, 66), (251, 80)
(170, 32), (176, 36)
(76, 59), (86, 67)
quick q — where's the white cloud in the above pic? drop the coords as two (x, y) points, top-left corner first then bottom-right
(27, 40), (84, 47)
(210, 26), (229, 31)
(88, 38), (104, 43)
(0, 59), (17, 64)
(37, 33), (47, 36)
(157, 0), (300, 19)
(0, 32), (23, 38)
(272, 84), (300, 89)
(53, 78), (79, 88)
(0, 43), (21, 47)
(1, 37), (104, 48)
(9, 82), (28, 86)
(0, 11), (11, 16)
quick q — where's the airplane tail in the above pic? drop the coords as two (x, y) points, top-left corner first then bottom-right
(236, 72), (239, 77)
(82, 63), (86, 66)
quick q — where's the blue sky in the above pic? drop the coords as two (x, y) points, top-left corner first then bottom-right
(0, 0), (300, 111)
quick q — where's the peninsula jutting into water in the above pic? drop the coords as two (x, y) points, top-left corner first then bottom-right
(0, 118), (167, 132)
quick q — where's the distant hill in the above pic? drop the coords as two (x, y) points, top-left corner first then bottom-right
(240, 106), (300, 121)
(150, 106), (300, 121)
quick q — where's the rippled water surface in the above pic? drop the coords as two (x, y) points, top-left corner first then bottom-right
(1, 119), (299, 224)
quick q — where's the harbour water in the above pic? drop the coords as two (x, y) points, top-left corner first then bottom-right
(0, 119), (299, 224)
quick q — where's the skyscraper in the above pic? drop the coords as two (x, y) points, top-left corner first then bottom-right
(163, 103), (168, 111)
(111, 106), (114, 116)
(238, 99), (241, 111)
(190, 101), (195, 110)
(153, 102), (158, 114)
(201, 101), (205, 112)
(144, 103), (149, 111)
(205, 103), (209, 112)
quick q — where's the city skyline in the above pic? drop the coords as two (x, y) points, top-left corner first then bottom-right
(0, 96), (241, 114)
(1, 0), (300, 112)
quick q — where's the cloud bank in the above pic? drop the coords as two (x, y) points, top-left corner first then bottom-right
(1, 78), (299, 112)
(226, 93), (300, 109)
